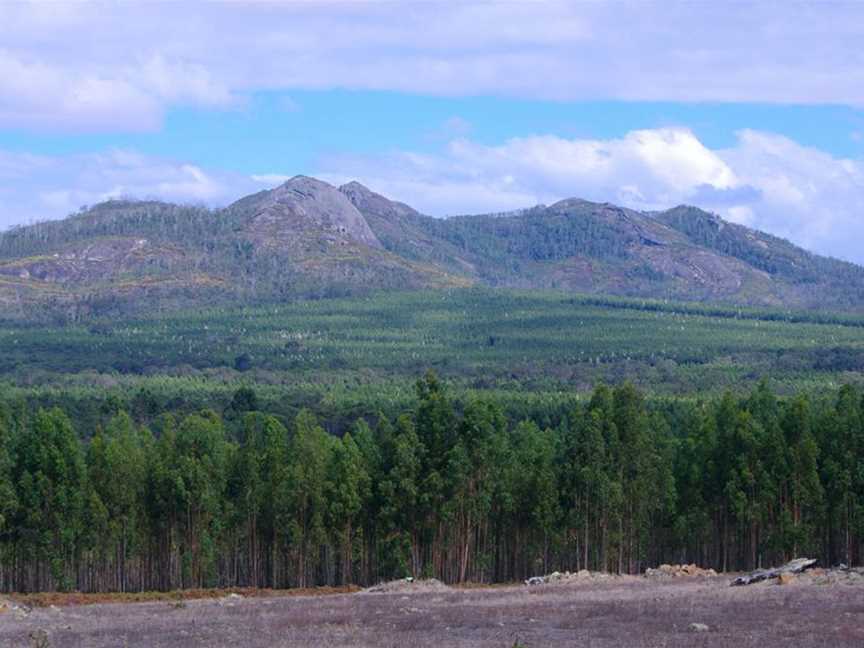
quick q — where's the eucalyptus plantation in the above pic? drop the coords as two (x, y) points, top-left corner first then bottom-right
(0, 376), (862, 593)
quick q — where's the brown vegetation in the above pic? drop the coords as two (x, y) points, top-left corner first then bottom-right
(7, 585), (359, 608)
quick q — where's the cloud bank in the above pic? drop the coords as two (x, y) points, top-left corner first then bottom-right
(1, 1), (864, 131)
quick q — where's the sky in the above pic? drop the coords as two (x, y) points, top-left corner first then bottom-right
(1, 1), (863, 263)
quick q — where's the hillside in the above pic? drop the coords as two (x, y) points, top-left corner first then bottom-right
(1, 175), (863, 318)
(4, 289), (864, 408)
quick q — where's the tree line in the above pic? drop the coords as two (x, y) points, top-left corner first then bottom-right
(0, 374), (862, 593)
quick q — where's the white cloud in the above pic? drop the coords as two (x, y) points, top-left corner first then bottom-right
(139, 55), (235, 108)
(318, 128), (740, 214)
(1, 2), (864, 131)
(0, 48), (235, 132)
(718, 130), (864, 262)
(0, 50), (160, 132)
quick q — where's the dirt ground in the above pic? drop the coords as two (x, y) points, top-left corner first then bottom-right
(1, 576), (862, 647)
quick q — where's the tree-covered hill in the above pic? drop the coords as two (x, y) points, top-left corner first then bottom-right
(2, 175), (864, 318)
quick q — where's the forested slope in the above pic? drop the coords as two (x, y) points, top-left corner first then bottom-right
(0, 177), (469, 320)
(4, 290), (864, 419)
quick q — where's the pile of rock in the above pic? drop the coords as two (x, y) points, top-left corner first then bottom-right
(217, 593), (245, 607)
(525, 570), (618, 586)
(730, 558), (864, 587)
(731, 557), (817, 586)
(644, 564), (718, 579)
(797, 565), (864, 586)
(362, 577), (450, 594)
(0, 598), (30, 619)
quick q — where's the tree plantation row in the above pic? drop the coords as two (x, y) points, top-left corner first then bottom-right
(0, 373), (862, 593)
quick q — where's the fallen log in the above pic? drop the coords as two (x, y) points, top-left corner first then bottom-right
(731, 558), (818, 586)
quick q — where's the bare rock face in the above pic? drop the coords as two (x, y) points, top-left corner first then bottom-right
(244, 176), (382, 250)
(339, 181), (419, 221)
(0, 237), (182, 284)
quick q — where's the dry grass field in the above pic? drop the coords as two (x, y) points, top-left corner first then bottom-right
(2, 575), (862, 647)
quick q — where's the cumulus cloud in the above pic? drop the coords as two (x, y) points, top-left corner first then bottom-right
(318, 128), (741, 214)
(1, 2), (864, 131)
(0, 50), (160, 132)
(0, 48), (235, 132)
(719, 130), (864, 262)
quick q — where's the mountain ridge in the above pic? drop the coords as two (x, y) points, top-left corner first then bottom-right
(1, 175), (862, 319)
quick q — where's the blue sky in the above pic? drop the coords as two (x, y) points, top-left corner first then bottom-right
(3, 96), (861, 172)
(1, 1), (863, 262)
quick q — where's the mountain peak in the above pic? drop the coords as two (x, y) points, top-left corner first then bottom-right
(339, 181), (421, 220)
(338, 180), (383, 205)
(278, 175), (333, 191)
(237, 175), (383, 250)
(339, 180), (372, 193)
(548, 197), (602, 211)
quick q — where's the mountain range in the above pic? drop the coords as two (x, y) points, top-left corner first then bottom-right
(2, 175), (863, 319)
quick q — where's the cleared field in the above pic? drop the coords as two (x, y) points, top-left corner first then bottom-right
(2, 577), (862, 647)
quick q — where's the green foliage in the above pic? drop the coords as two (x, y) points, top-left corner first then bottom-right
(657, 205), (864, 294)
(422, 203), (631, 273)
(379, 414), (422, 577)
(227, 387), (259, 417)
(0, 403), (18, 536)
(0, 375), (862, 593)
(3, 289), (864, 439)
(11, 408), (86, 590)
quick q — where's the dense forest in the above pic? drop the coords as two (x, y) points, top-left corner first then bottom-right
(1, 373), (861, 594)
(5, 290), (864, 410)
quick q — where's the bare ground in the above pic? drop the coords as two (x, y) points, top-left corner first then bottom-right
(1, 576), (863, 647)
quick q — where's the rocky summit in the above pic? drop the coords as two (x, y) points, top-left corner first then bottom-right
(2, 175), (863, 319)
